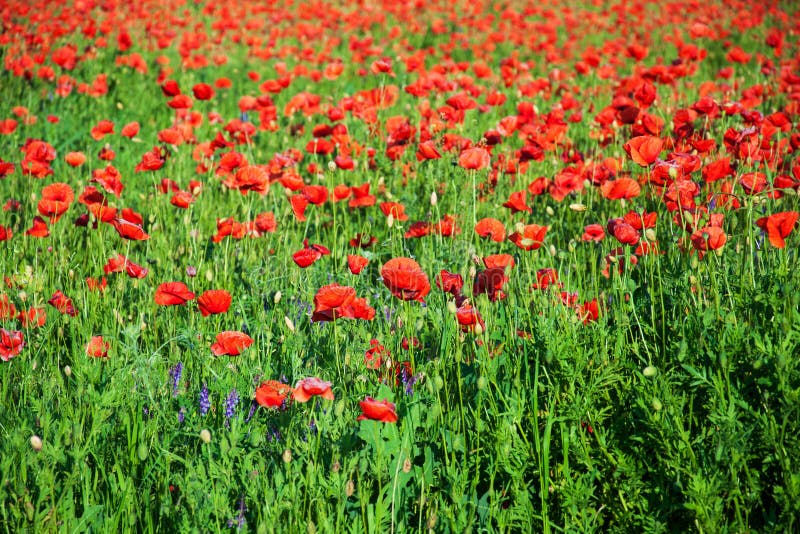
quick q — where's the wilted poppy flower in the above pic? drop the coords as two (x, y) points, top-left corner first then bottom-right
(86, 335), (110, 358)
(292, 377), (334, 403)
(436, 269), (464, 296)
(48, 290), (77, 316)
(357, 397), (398, 423)
(381, 257), (431, 303)
(210, 331), (253, 356)
(0, 328), (24, 361)
(154, 282), (195, 306)
(197, 290), (232, 316)
(756, 211), (798, 248)
(508, 224), (548, 251)
(255, 380), (292, 408)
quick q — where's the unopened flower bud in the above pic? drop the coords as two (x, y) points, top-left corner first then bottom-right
(200, 429), (212, 443)
(30, 435), (43, 451)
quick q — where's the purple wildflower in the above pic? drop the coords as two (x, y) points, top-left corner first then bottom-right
(169, 361), (183, 397)
(199, 383), (211, 417)
(225, 389), (239, 426)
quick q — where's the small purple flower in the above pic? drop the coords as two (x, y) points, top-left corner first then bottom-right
(267, 426), (282, 442)
(186, 265), (197, 277)
(169, 361), (183, 397)
(199, 383), (211, 417)
(225, 389), (239, 426)
(401, 366), (421, 396)
(227, 495), (247, 530)
(178, 407), (185, 424)
(245, 401), (257, 423)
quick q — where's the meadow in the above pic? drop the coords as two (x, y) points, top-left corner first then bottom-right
(1, 0), (800, 531)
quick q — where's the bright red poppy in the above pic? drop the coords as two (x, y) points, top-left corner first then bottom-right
(25, 216), (49, 237)
(508, 224), (548, 251)
(255, 380), (292, 408)
(38, 183), (74, 223)
(357, 397), (398, 423)
(197, 289), (232, 316)
(311, 283), (375, 322)
(623, 135), (663, 166)
(154, 282), (195, 306)
(601, 177), (641, 200)
(458, 146), (490, 170)
(292, 377), (334, 403)
(347, 254), (369, 274)
(381, 257), (430, 302)
(292, 239), (331, 268)
(756, 211), (799, 248)
(17, 307), (46, 328)
(474, 218), (506, 242)
(456, 303), (485, 334)
(210, 331), (253, 356)
(110, 218), (150, 241)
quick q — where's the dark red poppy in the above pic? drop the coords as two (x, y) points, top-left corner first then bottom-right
(456, 303), (485, 333)
(473, 267), (508, 301)
(381, 257), (430, 303)
(357, 397), (398, 423)
(436, 269), (464, 296)
(607, 218), (640, 246)
(154, 282), (195, 306)
(48, 290), (77, 316)
(197, 289), (232, 316)
(210, 331), (253, 356)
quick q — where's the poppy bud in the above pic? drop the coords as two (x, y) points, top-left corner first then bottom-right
(430, 191), (437, 206)
(387, 213), (394, 228)
(652, 398), (663, 411)
(284, 316), (295, 333)
(282, 449), (292, 463)
(569, 203), (586, 212)
(643, 365), (657, 377)
(200, 429), (211, 443)
(64, 365), (71, 377)
(273, 291), (282, 304)
(345, 480), (355, 497)
(549, 244), (557, 257)
(30, 435), (43, 451)
(546, 206), (554, 216)
(645, 228), (657, 242)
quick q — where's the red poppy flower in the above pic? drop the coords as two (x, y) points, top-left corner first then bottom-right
(65, 152), (86, 167)
(121, 121), (140, 138)
(38, 183), (74, 223)
(379, 202), (409, 221)
(154, 282), (195, 306)
(86, 335), (110, 358)
(364, 339), (390, 369)
(381, 257), (431, 303)
(134, 146), (166, 172)
(197, 289), (232, 316)
(25, 216), (49, 237)
(623, 135), (663, 166)
(473, 267), (508, 301)
(347, 254), (369, 275)
(292, 239), (330, 268)
(582, 224), (606, 242)
(456, 303), (485, 334)
(0, 294), (15, 321)
(458, 147), (490, 170)
(255, 380), (292, 408)
(0, 225), (11, 241)
(17, 307), (46, 328)
(292, 377), (334, 403)
(607, 218), (640, 246)
(502, 190), (531, 213)
(104, 254), (148, 278)
(357, 397), (398, 423)
(192, 83), (215, 100)
(508, 224), (548, 251)
(474, 218), (506, 242)
(756, 211), (799, 248)
(690, 226), (727, 254)
(311, 284), (375, 322)
(531, 268), (563, 290)
(483, 254), (515, 270)
(210, 331), (253, 356)
(436, 269), (464, 296)
(601, 177), (641, 200)
(109, 218), (150, 240)
(48, 290), (77, 316)
(0, 328), (24, 361)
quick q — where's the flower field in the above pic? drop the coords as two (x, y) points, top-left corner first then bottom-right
(1, 0), (800, 531)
